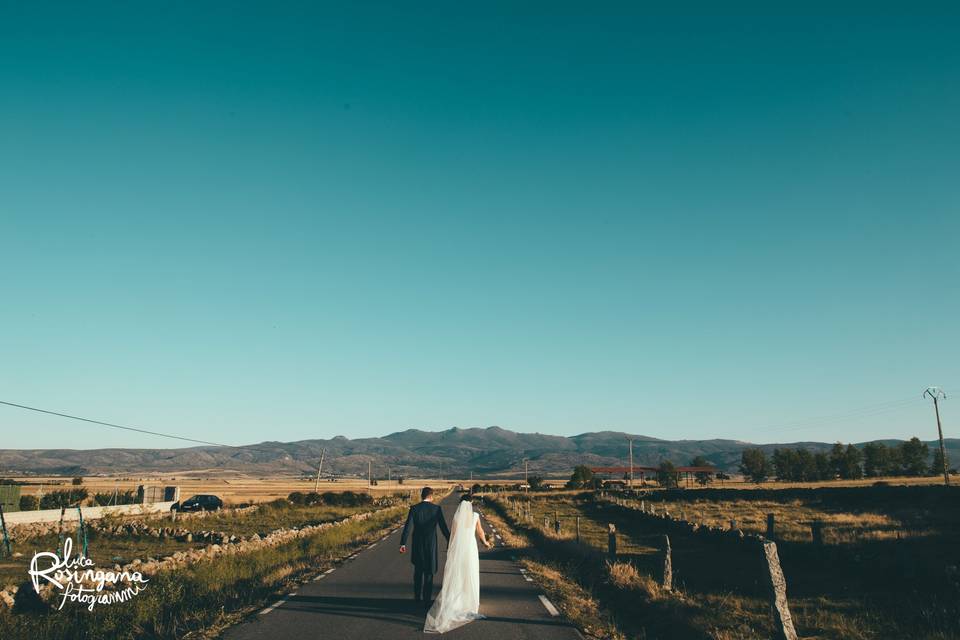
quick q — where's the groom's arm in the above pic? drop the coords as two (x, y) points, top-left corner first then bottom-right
(438, 508), (451, 542)
(399, 506), (415, 551)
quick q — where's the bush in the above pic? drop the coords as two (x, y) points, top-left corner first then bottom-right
(39, 488), (89, 509)
(287, 491), (324, 506)
(19, 494), (38, 510)
(264, 498), (292, 511)
(93, 490), (138, 506)
(320, 491), (373, 507)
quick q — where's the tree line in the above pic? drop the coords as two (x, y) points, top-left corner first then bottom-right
(739, 437), (949, 483)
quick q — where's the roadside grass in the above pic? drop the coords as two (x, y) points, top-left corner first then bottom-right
(0, 506), (407, 640)
(480, 506), (624, 640)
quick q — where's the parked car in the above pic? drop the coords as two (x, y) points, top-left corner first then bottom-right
(171, 494), (223, 512)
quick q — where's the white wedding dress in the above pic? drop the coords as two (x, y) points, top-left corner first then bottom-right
(423, 501), (483, 633)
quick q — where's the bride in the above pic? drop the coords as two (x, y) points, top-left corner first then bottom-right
(424, 494), (492, 634)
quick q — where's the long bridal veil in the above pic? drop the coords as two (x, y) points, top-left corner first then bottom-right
(424, 500), (482, 633)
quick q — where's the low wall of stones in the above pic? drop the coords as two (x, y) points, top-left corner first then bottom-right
(4, 504), (259, 543)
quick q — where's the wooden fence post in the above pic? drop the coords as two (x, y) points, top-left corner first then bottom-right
(57, 506), (66, 560)
(761, 540), (799, 640)
(554, 512), (561, 535)
(766, 513), (775, 539)
(811, 520), (823, 545)
(0, 504), (11, 558)
(661, 534), (673, 591)
(607, 524), (617, 561)
(576, 516), (581, 543)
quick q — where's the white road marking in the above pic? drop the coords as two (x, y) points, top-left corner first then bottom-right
(287, 592), (297, 597)
(524, 577), (534, 582)
(259, 599), (286, 615)
(538, 595), (560, 617)
(369, 542), (377, 548)
(324, 568), (335, 574)
(313, 574), (326, 582)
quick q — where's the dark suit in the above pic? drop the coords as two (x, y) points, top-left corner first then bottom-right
(400, 500), (450, 601)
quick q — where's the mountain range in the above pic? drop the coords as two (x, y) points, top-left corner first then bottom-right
(1, 427), (957, 478)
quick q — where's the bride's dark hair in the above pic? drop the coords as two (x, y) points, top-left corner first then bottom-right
(459, 493), (472, 502)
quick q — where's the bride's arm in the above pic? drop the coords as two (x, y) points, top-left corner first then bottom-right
(475, 518), (492, 548)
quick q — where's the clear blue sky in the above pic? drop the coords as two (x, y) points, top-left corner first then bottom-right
(2, 2), (958, 449)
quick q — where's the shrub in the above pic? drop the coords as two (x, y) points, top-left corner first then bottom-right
(320, 491), (373, 507)
(19, 494), (38, 510)
(39, 488), (89, 509)
(93, 490), (138, 506)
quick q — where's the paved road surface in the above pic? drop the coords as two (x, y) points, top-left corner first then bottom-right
(223, 494), (581, 640)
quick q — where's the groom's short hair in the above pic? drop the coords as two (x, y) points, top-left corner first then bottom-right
(421, 487), (434, 500)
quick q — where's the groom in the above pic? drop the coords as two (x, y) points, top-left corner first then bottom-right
(399, 487), (451, 605)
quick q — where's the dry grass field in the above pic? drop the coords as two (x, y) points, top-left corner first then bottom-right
(484, 486), (960, 640)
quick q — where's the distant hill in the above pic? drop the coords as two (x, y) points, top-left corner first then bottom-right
(0, 426), (957, 478)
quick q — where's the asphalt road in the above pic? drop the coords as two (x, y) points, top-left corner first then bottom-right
(222, 494), (581, 640)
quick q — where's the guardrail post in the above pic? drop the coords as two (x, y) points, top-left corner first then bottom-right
(607, 523), (617, 560)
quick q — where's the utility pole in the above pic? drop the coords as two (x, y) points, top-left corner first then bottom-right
(368, 459), (372, 486)
(627, 437), (634, 489)
(388, 467), (391, 483)
(314, 448), (326, 493)
(924, 387), (950, 485)
(524, 458), (529, 487)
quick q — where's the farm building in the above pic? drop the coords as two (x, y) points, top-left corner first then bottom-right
(590, 465), (717, 487)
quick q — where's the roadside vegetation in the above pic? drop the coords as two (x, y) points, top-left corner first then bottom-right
(483, 486), (960, 640)
(0, 505), (408, 640)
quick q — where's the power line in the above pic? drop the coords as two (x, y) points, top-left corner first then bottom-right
(741, 396), (924, 435)
(0, 399), (282, 455)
